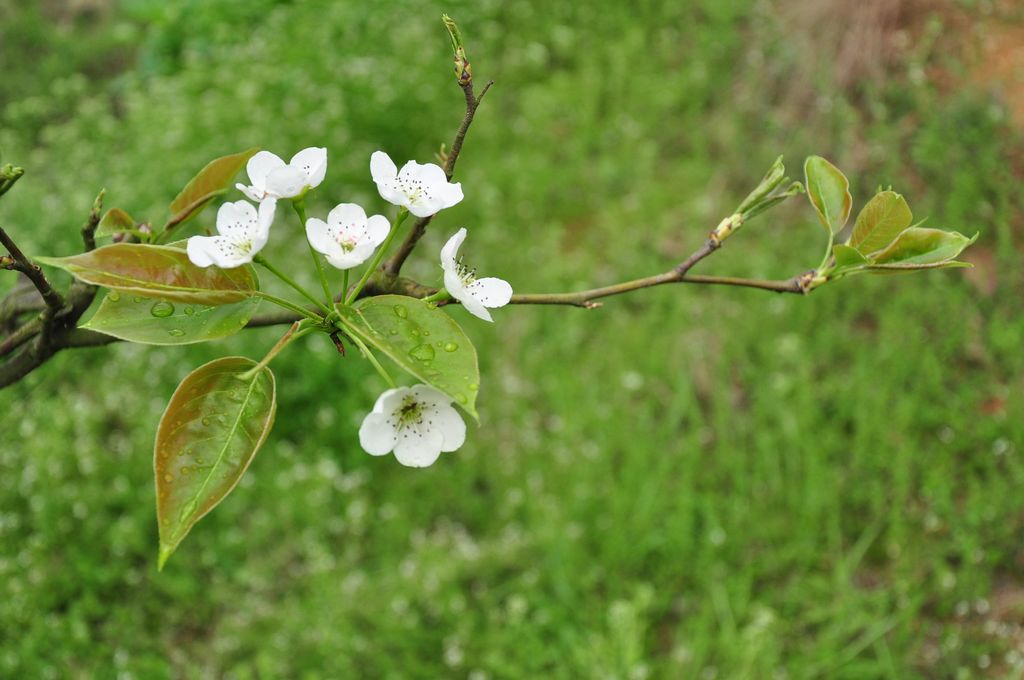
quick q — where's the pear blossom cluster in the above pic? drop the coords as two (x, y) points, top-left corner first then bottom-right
(184, 146), (513, 468)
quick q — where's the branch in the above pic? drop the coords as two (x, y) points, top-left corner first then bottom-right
(383, 77), (493, 278)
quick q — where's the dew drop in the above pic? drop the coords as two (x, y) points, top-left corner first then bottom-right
(163, 473), (174, 483)
(201, 417), (212, 426)
(455, 393), (468, 404)
(150, 301), (175, 318)
(468, 383), (479, 391)
(443, 342), (458, 352)
(183, 306), (195, 316)
(389, 329), (399, 335)
(408, 343), (436, 362)
(108, 291), (121, 302)
(167, 329), (186, 337)
(422, 330), (430, 337)
(411, 328), (420, 337)
(133, 296), (146, 303)
(393, 305), (408, 319)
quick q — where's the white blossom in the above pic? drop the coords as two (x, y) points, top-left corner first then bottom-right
(237, 147), (327, 201)
(186, 199), (276, 268)
(306, 203), (390, 270)
(370, 150), (463, 218)
(359, 385), (466, 467)
(440, 228), (512, 322)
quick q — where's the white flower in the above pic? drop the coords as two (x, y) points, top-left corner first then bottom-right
(440, 228), (513, 322)
(358, 385), (467, 467)
(237, 147), (327, 201)
(305, 203), (390, 270)
(186, 199), (277, 268)
(370, 150), (464, 218)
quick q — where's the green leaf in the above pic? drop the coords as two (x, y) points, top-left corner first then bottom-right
(96, 207), (136, 238)
(166, 148), (258, 231)
(155, 357), (276, 569)
(832, 244), (869, 269)
(804, 155), (852, 235)
(337, 295), (480, 420)
(849, 191), (913, 254)
(81, 290), (260, 345)
(868, 227), (977, 268)
(36, 243), (258, 305)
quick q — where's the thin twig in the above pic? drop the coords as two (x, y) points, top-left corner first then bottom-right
(384, 78), (494, 277)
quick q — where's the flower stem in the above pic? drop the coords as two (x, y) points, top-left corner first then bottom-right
(254, 254), (332, 316)
(239, 320), (315, 381)
(345, 332), (397, 388)
(346, 208), (409, 305)
(421, 289), (450, 305)
(252, 291), (323, 321)
(292, 199), (334, 307)
(342, 269), (349, 301)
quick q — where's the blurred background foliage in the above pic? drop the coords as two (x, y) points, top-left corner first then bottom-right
(1, 0), (1023, 677)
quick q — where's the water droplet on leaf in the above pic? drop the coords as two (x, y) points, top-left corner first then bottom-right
(443, 342), (458, 352)
(150, 301), (175, 318)
(108, 291), (121, 302)
(183, 306), (195, 316)
(408, 344), (436, 362)
(167, 329), (186, 337)
(393, 305), (408, 319)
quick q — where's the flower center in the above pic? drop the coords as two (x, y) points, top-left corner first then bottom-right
(396, 397), (424, 428)
(455, 256), (476, 286)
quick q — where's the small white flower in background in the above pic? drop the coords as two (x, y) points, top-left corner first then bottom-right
(440, 228), (513, 322)
(186, 199), (276, 268)
(370, 150), (464, 218)
(359, 385), (466, 468)
(237, 147), (327, 201)
(306, 203), (390, 270)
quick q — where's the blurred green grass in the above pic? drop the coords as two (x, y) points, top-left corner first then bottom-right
(2, 0), (1023, 677)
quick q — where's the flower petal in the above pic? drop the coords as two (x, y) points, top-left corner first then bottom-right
(236, 183), (264, 202)
(365, 215), (390, 247)
(306, 217), (341, 259)
(327, 203), (368, 230)
(435, 180), (464, 209)
(216, 200), (259, 238)
(393, 424), (444, 468)
(370, 151), (398, 184)
(359, 412), (396, 456)
(256, 198), (277, 239)
(467, 277), (513, 309)
(434, 405), (466, 452)
(265, 165), (307, 199)
(246, 151), (286, 189)
(185, 235), (252, 269)
(458, 293), (493, 322)
(290, 147), (327, 188)
(440, 228), (467, 270)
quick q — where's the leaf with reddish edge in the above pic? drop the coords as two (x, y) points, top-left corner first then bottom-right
(165, 148), (258, 232)
(96, 207), (136, 238)
(849, 191), (913, 254)
(154, 357), (276, 569)
(36, 243), (258, 305)
(804, 156), (852, 236)
(868, 228), (977, 268)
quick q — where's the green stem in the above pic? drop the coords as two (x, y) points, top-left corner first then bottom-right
(342, 269), (349, 301)
(254, 254), (332, 316)
(240, 321), (315, 380)
(252, 291), (322, 321)
(421, 289), (450, 304)
(817, 234), (835, 273)
(345, 332), (397, 388)
(293, 200), (334, 306)
(346, 208), (409, 304)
